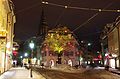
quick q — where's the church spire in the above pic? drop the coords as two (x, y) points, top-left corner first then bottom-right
(37, 7), (48, 36)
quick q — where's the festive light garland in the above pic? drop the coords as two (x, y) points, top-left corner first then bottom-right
(42, 1), (120, 12)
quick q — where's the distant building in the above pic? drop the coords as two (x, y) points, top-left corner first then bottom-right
(0, 0), (16, 73)
(12, 42), (19, 57)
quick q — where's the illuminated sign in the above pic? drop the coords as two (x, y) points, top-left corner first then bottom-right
(0, 31), (7, 37)
(0, 38), (6, 53)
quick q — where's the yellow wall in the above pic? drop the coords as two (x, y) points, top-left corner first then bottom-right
(0, 0), (15, 73)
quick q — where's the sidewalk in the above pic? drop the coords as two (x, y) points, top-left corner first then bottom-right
(0, 67), (46, 79)
(94, 67), (120, 75)
(109, 68), (120, 75)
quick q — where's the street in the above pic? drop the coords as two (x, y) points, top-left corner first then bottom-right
(0, 66), (120, 79)
(33, 67), (120, 79)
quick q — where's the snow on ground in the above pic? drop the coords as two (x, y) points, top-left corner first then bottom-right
(50, 64), (86, 73)
(0, 67), (41, 79)
(34, 65), (120, 79)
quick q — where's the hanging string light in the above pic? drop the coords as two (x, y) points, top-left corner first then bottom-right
(73, 2), (115, 32)
(42, 1), (120, 12)
(64, 6), (68, 9)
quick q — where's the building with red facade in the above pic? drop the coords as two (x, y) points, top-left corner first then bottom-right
(40, 26), (82, 67)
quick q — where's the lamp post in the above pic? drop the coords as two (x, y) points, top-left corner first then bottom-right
(29, 41), (34, 78)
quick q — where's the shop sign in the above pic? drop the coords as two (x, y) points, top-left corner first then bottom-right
(0, 31), (6, 37)
(0, 37), (6, 53)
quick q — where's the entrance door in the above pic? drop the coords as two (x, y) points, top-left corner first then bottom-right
(68, 59), (72, 66)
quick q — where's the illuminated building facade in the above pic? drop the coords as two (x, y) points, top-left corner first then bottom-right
(0, 0), (16, 73)
(108, 17), (120, 68)
(35, 8), (82, 67)
(101, 16), (120, 68)
(41, 26), (82, 67)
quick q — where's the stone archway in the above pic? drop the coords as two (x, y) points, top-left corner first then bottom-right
(68, 59), (72, 66)
(64, 59), (67, 64)
(49, 59), (55, 68)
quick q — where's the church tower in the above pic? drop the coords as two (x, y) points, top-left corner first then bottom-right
(37, 8), (48, 37)
(36, 7), (48, 65)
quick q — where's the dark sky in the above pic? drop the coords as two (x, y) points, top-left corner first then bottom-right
(11, 0), (120, 49)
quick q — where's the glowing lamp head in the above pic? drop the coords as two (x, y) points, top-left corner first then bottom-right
(29, 41), (34, 49)
(20, 56), (23, 58)
(88, 43), (91, 46)
(6, 42), (11, 48)
(24, 53), (28, 57)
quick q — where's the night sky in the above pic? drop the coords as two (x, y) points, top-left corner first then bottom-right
(11, 0), (120, 50)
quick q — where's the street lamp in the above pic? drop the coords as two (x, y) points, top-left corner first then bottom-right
(29, 41), (34, 78)
(88, 43), (91, 46)
(20, 56), (23, 67)
(20, 56), (23, 59)
(24, 53), (28, 57)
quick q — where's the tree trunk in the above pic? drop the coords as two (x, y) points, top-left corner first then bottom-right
(57, 54), (62, 64)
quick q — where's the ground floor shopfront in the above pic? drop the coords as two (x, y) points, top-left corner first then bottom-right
(104, 55), (120, 69)
(0, 38), (13, 74)
(0, 51), (12, 74)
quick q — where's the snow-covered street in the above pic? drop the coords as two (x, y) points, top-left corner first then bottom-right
(33, 66), (120, 79)
(0, 66), (120, 79)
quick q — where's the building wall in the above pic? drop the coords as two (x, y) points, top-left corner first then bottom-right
(108, 28), (119, 55)
(118, 21), (120, 68)
(118, 23), (120, 55)
(40, 27), (81, 67)
(0, 0), (15, 74)
(41, 52), (79, 67)
(106, 16), (120, 68)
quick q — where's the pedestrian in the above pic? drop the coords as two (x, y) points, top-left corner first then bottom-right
(41, 63), (44, 68)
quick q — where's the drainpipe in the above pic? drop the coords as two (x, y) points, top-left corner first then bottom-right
(117, 26), (120, 69)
